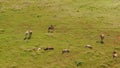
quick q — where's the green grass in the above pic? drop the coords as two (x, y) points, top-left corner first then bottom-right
(0, 0), (120, 68)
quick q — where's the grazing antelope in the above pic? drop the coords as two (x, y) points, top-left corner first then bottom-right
(33, 47), (41, 51)
(44, 47), (54, 51)
(62, 49), (70, 54)
(26, 47), (41, 52)
(48, 25), (54, 33)
(113, 51), (118, 58)
(85, 45), (93, 49)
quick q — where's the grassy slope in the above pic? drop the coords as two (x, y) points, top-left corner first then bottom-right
(0, 0), (120, 68)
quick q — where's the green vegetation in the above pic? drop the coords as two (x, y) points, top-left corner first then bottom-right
(0, 0), (120, 68)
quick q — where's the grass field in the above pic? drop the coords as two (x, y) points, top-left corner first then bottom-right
(0, 0), (120, 68)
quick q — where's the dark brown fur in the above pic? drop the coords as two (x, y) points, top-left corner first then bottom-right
(44, 47), (54, 51)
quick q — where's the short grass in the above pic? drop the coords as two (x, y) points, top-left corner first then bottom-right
(0, 0), (120, 68)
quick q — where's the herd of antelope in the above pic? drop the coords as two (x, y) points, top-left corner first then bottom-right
(24, 25), (118, 58)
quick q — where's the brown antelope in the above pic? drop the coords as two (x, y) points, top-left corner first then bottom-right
(48, 25), (54, 33)
(62, 49), (70, 54)
(44, 47), (54, 51)
(113, 51), (118, 58)
(85, 45), (93, 49)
